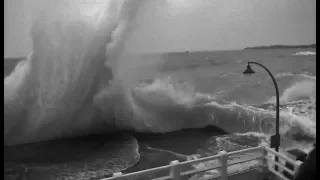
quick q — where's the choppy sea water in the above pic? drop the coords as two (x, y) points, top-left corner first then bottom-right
(4, 1), (315, 179)
(4, 48), (316, 180)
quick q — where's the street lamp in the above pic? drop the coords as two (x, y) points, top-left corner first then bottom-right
(243, 61), (280, 170)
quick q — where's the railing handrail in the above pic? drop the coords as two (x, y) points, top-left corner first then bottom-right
(102, 144), (302, 180)
(264, 146), (301, 169)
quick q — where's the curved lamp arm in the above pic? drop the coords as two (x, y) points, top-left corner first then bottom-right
(247, 61), (280, 149)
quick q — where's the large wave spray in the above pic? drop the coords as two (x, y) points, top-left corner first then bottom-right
(4, 0), (316, 149)
(4, 0), (148, 146)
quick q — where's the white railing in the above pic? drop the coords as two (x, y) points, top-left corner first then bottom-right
(101, 144), (302, 180)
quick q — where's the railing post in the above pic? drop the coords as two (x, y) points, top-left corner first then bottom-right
(259, 143), (270, 180)
(295, 160), (303, 171)
(218, 151), (228, 180)
(260, 143), (269, 172)
(113, 172), (123, 178)
(170, 160), (181, 180)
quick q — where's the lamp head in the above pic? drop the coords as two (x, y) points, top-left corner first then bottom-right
(243, 63), (255, 75)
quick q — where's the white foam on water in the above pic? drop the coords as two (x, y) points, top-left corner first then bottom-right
(293, 51), (316, 56)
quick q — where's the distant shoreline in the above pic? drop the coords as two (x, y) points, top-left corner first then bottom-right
(244, 44), (316, 50)
(3, 44), (316, 61)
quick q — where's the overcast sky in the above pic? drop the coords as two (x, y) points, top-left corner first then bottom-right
(4, 0), (316, 57)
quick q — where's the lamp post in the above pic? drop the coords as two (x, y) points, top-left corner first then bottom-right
(243, 61), (280, 170)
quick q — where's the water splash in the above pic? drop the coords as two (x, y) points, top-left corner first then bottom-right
(266, 81), (316, 104)
(4, 0), (316, 150)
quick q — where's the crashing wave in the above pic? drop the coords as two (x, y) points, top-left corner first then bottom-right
(266, 80), (316, 105)
(4, 0), (143, 145)
(4, 0), (316, 148)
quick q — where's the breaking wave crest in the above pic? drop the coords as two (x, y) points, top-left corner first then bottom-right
(4, 0), (316, 149)
(266, 80), (316, 104)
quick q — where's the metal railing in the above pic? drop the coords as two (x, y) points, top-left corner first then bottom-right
(102, 143), (303, 180)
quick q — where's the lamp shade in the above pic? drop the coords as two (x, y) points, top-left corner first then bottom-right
(243, 64), (255, 74)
